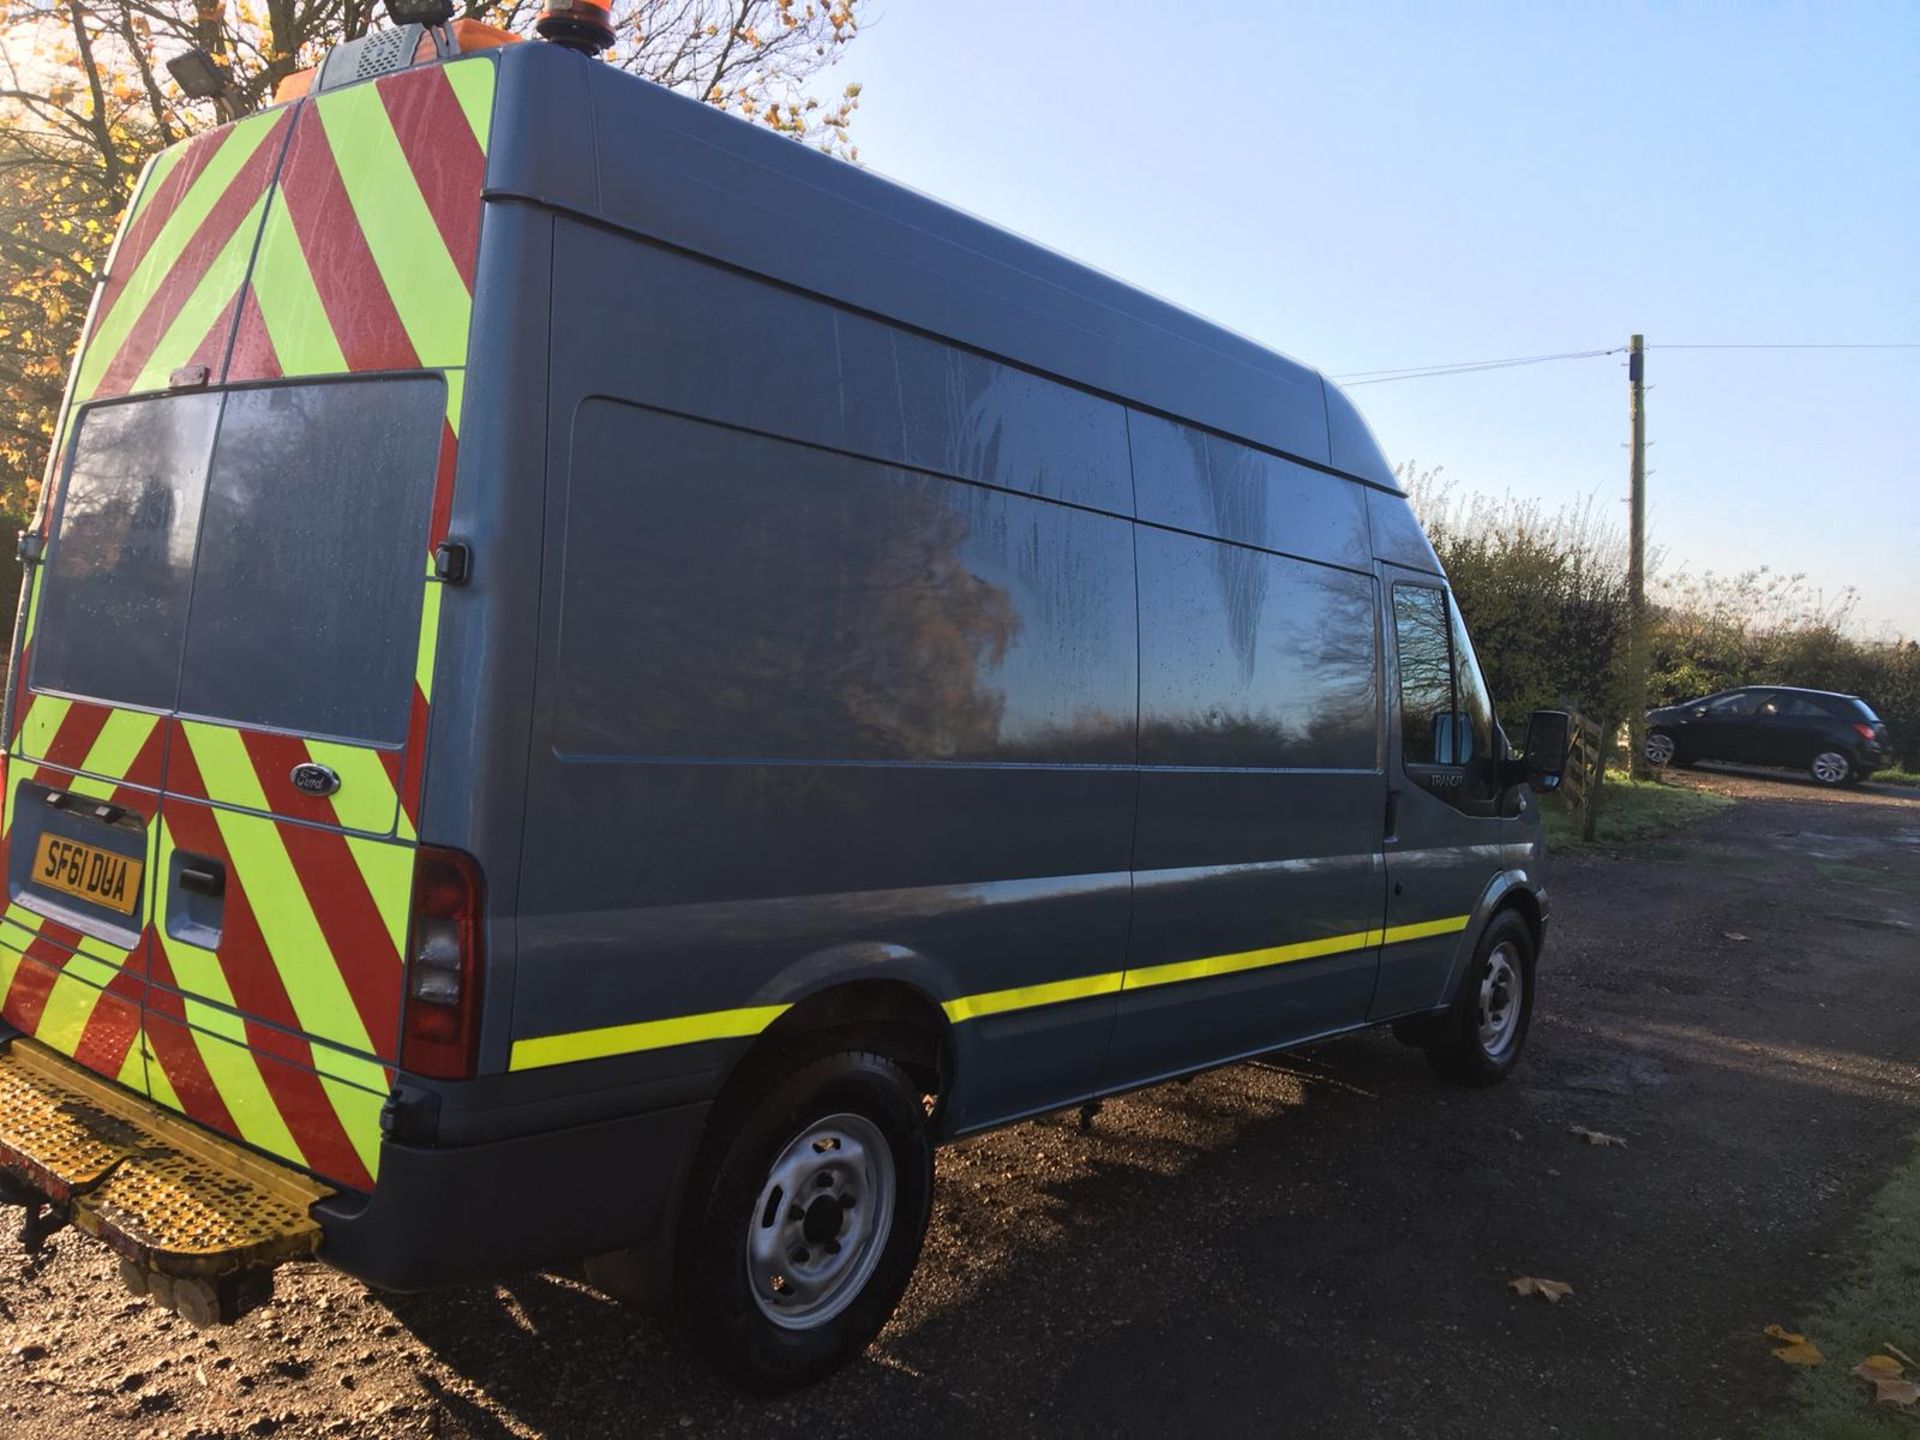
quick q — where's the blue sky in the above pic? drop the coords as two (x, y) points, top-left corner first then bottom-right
(839, 2), (1919, 634)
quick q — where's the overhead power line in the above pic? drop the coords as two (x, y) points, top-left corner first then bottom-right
(1334, 348), (1621, 385)
(1335, 341), (1920, 385)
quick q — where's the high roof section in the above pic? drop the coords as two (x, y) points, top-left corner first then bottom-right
(483, 42), (1401, 494)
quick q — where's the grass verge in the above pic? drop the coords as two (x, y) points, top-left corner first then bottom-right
(1871, 766), (1920, 789)
(1759, 1132), (1920, 1439)
(1542, 774), (1733, 851)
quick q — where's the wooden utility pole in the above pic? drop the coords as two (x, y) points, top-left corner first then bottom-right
(1625, 334), (1650, 778)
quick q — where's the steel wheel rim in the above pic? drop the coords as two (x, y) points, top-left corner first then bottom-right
(746, 1112), (895, 1331)
(1812, 751), (1849, 784)
(1645, 733), (1675, 766)
(1478, 942), (1524, 1059)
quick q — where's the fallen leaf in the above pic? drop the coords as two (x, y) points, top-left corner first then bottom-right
(1888, 1343), (1919, 1368)
(1869, 1376), (1920, 1408)
(1773, 1341), (1824, 1367)
(1508, 1276), (1573, 1303)
(1764, 1324), (1807, 1345)
(1723, 931), (1749, 941)
(1857, 1355), (1905, 1376)
(1570, 1125), (1628, 1148)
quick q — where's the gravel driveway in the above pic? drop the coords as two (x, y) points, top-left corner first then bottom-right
(3, 771), (1917, 1439)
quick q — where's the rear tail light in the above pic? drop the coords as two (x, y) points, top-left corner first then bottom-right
(401, 847), (484, 1079)
(1853, 723), (1877, 744)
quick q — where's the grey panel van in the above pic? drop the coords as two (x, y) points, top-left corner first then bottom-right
(0, 23), (1565, 1387)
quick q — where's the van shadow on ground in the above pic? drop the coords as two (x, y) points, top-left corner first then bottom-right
(380, 788), (1920, 1439)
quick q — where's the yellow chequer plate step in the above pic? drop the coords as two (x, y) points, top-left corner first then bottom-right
(0, 1037), (330, 1277)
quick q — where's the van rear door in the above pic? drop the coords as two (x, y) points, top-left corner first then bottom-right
(9, 377), (449, 1191)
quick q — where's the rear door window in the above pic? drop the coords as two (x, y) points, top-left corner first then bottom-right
(32, 393), (221, 709)
(31, 377), (443, 746)
(178, 379), (443, 745)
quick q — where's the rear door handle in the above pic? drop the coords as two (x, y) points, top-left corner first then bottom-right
(178, 859), (225, 897)
(1385, 788), (1402, 842)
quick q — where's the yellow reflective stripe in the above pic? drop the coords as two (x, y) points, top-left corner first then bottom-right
(246, 199), (350, 375)
(344, 834), (413, 956)
(151, 1000), (309, 1169)
(304, 738), (398, 833)
(318, 1077), (384, 1181)
(152, 822), (239, 1009)
(180, 720), (263, 805)
(504, 915), (1478, 1070)
(317, 85), (471, 367)
(1384, 914), (1472, 944)
(115, 1034), (145, 1091)
(29, 970), (112, 1057)
(509, 1004), (792, 1072)
(18, 695), (71, 759)
(415, 577), (443, 694)
(128, 191), (270, 395)
(80, 708), (160, 781)
(143, 1036), (182, 1110)
(942, 971), (1123, 1023)
(1122, 927), (1381, 993)
(444, 56), (496, 154)
(443, 366), (464, 439)
(72, 114), (283, 401)
(205, 805), (378, 1057)
(0, 942), (20, 1002)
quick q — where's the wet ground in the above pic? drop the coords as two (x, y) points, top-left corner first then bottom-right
(2, 769), (1917, 1438)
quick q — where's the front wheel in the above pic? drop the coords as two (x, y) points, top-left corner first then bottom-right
(1810, 750), (1852, 787)
(1425, 910), (1536, 1085)
(674, 1050), (933, 1389)
(1644, 730), (1678, 768)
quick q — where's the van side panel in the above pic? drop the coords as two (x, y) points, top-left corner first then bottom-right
(1109, 419), (1386, 1083)
(510, 221), (1140, 1129)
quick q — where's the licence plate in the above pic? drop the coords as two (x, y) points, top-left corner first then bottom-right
(31, 833), (143, 916)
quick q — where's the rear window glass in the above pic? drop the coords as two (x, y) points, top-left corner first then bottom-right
(32, 378), (443, 745)
(1851, 699), (1881, 723)
(33, 393), (220, 709)
(178, 381), (443, 744)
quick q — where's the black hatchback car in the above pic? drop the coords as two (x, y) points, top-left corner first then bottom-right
(1644, 686), (1892, 786)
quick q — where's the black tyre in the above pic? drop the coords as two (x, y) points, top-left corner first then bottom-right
(1809, 750), (1852, 787)
(1424, 909), (1536, 1085)
(673, 1049), (933, 1389)
(1643, 729), (1679, 768)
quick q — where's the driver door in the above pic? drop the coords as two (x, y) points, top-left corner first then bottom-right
(1372, 573), (1508, 1019)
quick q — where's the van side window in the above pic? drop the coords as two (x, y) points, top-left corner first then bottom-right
(1393, 585), (1455, 767)
(1393, 583), (1501, 808)
(1446, 597), (1498, 797)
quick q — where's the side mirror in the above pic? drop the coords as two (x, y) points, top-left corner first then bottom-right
(1691, 706), (1708, 718)
(1501, 709), (1571, 793)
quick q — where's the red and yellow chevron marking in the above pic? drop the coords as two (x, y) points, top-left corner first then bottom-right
(228, 60), (492, 382)
(6, 57), (497, 1194)
(70, 109), (293, 406)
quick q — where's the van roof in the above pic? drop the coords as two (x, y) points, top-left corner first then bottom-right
(482, 42), (1401, 492)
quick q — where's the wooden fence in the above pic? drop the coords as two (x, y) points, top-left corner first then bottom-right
(1559, 711), (1608, 841)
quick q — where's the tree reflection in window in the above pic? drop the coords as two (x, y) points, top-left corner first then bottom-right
(1394, 585), (1456, 766)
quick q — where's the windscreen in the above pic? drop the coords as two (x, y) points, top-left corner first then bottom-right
(31, 377), (444, 745)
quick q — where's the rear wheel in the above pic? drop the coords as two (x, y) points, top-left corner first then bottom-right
(1810, 750), (1852, 787)
(674, 1049), (932, 1389)
(1424, 910), (1535, 1085)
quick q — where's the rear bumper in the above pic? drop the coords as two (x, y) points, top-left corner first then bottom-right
(0, 1024), (709, 1299)
(316, 1097), (708, 1292)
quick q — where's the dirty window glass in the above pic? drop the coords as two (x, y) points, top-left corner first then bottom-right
(32, 393), (221, 709)
(177, 379), (444, 745)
